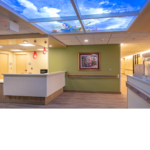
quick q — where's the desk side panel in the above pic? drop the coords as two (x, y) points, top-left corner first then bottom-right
(47, 72), (65, 97)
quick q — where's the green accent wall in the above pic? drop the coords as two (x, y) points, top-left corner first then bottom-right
(49, 45), (120, 92)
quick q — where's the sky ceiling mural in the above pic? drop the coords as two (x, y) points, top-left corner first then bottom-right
(1, 0), (147, 34)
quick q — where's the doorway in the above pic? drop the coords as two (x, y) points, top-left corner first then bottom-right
(16, 54), (27, 74)
(121, 58), (125, 74)
(0, 53), (9, 79)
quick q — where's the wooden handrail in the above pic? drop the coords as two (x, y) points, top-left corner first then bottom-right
(68, 74), (119, 78)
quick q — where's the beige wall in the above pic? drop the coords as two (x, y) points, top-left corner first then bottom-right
(121, 58), (125, 74)
(13, 51), (48, 74)
(0, 51), (14, 73)
(121, 56), (133, 75)
(0, 50), (48, 74)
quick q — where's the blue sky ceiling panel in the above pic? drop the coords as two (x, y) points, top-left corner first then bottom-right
(76, 0), (146, 15)
(34, 20), (83, 34)
(1, 0), (77, 19)
(1, 0), (147, 34)
(83, 16), (137, 32)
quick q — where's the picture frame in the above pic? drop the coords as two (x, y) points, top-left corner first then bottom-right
(78, 52), (101, 71)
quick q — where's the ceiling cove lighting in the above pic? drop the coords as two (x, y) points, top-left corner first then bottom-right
(84, 40), (88, 42)
(11, 50), (22, 51)
(19, 44), (35, 46)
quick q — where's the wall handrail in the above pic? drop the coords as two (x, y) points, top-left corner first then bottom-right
(68, 74), (119, 78)
(126, 81), (150, 104)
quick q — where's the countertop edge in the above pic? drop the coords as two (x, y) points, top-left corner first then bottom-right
(127, 75), (150, 86)
(2, 71), (66, 76)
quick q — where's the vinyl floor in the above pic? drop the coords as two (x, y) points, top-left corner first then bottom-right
(0, 75), (127, 108)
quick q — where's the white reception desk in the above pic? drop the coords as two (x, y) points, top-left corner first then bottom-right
(0, 71), (66, 105)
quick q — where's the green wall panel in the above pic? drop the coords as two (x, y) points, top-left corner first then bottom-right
(49, 45), (120, 92)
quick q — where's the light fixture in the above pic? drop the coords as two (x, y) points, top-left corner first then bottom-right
(23, 40), (28, 44)
(19, 44), (35, 46)
(11, 49), (22, 51)
(0, 46), (3, 48)
(49, 45), (52, 47)
(121, 43), (124, 46)
(38, 49), (48, 51)
(33, 51), (37, 59)
(84, 40), (88, 42)
(43, 47), (47, 55)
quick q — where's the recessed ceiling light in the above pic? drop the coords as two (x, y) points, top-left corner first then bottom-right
(19, 44), (35, 46)
(49, 45), (52, 47)
(84, 40), (88, 42)
(0, 46), (3, 48)
(23, 40), (28, 43)
(121, 43), (124, 46)
(11, 50), (23, 51)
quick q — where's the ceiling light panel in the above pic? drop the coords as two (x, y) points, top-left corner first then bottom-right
(1, 0), (77, 19)
(34, 20), (83, 34)
(76, 0), (146, 15)
(11, 50), (23, 51)
(83, 16), (137, 32)
(19, 44), (35, 46)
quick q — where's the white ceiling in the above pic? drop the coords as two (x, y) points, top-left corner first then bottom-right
(53, 32), (150, 45)
(0, 16), (38, 35)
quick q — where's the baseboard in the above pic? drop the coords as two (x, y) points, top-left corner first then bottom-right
(64, 90), (121, 94)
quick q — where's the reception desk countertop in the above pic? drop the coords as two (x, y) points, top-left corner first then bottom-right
(3, 71), (66, 76)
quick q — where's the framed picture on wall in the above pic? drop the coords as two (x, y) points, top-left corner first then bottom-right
(78, 52), (101, 71)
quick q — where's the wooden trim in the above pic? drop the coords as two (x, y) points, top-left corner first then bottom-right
(45, 88), (63, 105)
(126, 82), (150, 104)
(68, 74), (119, 78)
(78, 52), (101, 71)
(64, 90), (121, 94)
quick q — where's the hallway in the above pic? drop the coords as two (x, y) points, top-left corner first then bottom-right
(0, 75), (127, 108)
